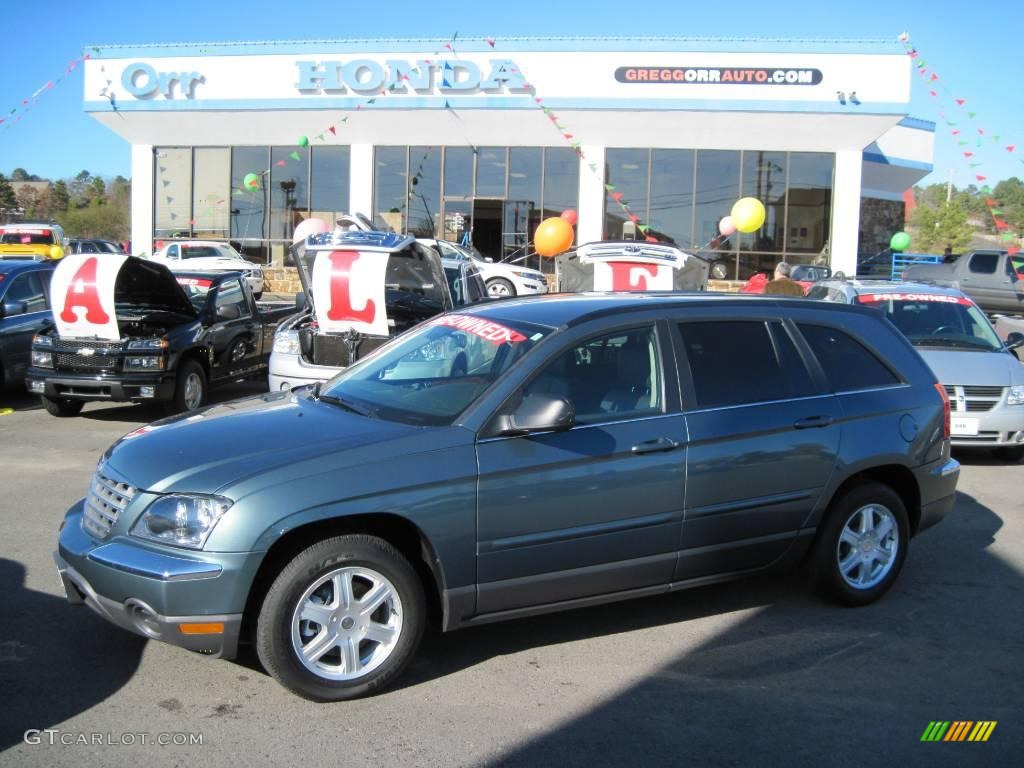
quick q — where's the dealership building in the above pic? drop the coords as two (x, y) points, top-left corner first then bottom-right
(83, 37), (933, 282)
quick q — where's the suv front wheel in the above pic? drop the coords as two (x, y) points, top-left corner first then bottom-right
(810, 482), (910, 606)
(256, 534), (426, 701)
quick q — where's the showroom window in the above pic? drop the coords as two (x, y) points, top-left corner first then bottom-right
(154, 148), (192, 241)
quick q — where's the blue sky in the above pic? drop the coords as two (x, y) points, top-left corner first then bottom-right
(1, 0), (1020, 189)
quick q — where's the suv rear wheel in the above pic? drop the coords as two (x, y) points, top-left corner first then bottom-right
(256, 534), (426, 701)
(810, 482), (909, 606)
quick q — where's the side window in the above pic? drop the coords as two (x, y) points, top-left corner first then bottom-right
(167, 244), (180, 260)
(5, 272), (48, 313)
(81, 241), (98, 254)
(678, 321), (816, 409)
(797, 324), (899, 392)
(214, 279), (250, 319)
(968, 253), (998, 274)
(465, 265), (486, 303)
(524, 326), (662, 424)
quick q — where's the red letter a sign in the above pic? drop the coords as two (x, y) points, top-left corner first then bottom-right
(60, 257), (109, 324)
(50, 252), (127, 340)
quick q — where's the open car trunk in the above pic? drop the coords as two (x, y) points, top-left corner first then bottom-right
(555, 242), (709, 293)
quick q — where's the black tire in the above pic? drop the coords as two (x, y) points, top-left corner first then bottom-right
(256, 534), (426, 702)
(994, 445), (1024, 463)
(486, 277), (517, 298)
(40, 395), (84, 417)
(809, 482), (910, 607)
(166, 359), (207, 415)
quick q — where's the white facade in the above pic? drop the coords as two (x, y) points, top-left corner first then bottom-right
(83, 38), (934, 275)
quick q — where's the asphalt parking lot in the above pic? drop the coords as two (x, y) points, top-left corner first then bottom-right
(0, 385), (1021, 767)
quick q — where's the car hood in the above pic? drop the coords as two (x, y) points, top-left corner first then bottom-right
(102, 391), (419, 495)
(917, 348), (1020, 386)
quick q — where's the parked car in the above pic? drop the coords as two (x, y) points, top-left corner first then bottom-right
(902, 249), (1024, 316)
(808, 278), (1024, 460)
(740, 264), (833, 295)
(419, 238), (549, 298)
(0, 260), (54, 389)
(149, 240), (264, 299)
(269, 230), (486, 392)
(27, 254), (293, 416)
(0, 222), (69, 261)
(54, 292), (958, 701)
(69, 238), (126, 255)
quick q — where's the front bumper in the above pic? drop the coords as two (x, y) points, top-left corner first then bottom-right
(949, 406), (1024, 449)
(55, 500), (263, 659)
(26, 368), (176, 402)
(268, 350), (341, 392)
(517, 278), (549, 295)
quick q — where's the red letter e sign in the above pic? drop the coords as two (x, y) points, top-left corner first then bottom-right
(51, 253), (127, 340)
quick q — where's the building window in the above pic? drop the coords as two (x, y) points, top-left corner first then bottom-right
(737, 150), (788, 278)
(475, 147), (507, 198)
(373, 146), (408, 233)
(154, 148), (192, 240)
(787, 152), (833, 258)
(269, 145), (309, 265)
(230, 146), (269, 264)
(310, 146), (351, 227)
(650, 149), (695, 249)
(407, 146), (441, 238)
(192, 148), (230, 240)
(604, 149), (649, 241)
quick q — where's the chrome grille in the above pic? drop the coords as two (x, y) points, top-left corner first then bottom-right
(54, 338), (125, 352)
(82, 468), (136, 540)
(54, 352), (121, 371)
(944, 385), (1005, 414)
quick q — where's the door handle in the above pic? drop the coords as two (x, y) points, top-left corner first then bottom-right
(631, 437), (680, 455)
(794, 415), (833, 430)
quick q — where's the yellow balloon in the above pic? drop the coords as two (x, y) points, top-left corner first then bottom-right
(731, 197), (766, 234)
(534, 217), (574, 257)
(49, 246), (65, 260)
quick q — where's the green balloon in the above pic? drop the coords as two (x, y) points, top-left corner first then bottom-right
(297, 135), (309, 147)
(243, 172), (260, 191)
(890, 232), (911, 251)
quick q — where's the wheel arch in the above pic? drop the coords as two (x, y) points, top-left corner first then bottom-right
(822, 464), (922, 536)
(241, 513), (446, 642)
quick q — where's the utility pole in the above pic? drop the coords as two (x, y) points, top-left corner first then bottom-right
(946, 167), (953, 204)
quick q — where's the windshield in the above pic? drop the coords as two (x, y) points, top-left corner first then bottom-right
(175, 276), (214, 310)
(181, 244), (241, 260)
(856, 293), (1004, 351)
(320, 314), (552, 426)
(0, 230), (56, 245)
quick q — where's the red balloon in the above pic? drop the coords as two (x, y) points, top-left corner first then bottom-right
(560, 209), (578, 226)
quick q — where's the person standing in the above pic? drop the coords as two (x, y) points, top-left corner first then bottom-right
(764, 261), (805, 296)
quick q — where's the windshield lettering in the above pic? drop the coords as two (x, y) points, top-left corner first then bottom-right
(433, 314), (527, 344)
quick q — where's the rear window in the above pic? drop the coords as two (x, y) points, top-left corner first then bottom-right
(678, 321), (816, 408)
(0, 229), (56, 245)
(180, 246), (227, 259)
(797, 324), (899, 392)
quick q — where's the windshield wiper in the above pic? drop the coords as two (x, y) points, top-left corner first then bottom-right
(313, 386), (375, 417)
(913, 337), (997, 350)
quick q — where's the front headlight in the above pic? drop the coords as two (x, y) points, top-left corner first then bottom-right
(273, 329), (300, 355)
(124, 355), (164, 370)
(31, 350), (53, 368)
(1008, 385), (1024, 406)
(127, 338), (168, 350)
(131, 494), (232, 549)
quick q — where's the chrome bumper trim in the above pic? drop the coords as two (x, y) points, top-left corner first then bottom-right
(86, 542), (223, 581)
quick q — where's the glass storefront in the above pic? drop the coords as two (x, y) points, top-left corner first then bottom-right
(372, 146), (578, 271)
(604, 148), (834, 279)
(156, 145), (350, 265)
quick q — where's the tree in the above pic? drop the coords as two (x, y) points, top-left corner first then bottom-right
(0, 173), (17, 212)
(86, 176), (107, 206)
(69, 170), (92, 208)
(991, 177), (1024, 234)
(10, 168), (31, 182)
(50, 180), (70, 213)
(16, 185), (44, 220)
(910, 198), (974, 253)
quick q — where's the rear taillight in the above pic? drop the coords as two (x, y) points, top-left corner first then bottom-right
(934, 382), (950, 440)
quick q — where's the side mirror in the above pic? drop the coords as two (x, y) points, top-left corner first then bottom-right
(295, 291), (306, 310)
(492, 393), (575, 436)
(0, 299), (28, 319)
(1006, 332), (1024, 351)
(216, 303), (242, 321)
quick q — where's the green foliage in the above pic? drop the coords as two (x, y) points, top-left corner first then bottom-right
(910, 198), (974, 253)
(991, 177), (1024, 233)
(56, 201), (129, 240)
(51, 180), (70, 213)
(0, 174), (17, 210)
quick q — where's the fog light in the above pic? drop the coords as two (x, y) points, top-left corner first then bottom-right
(28, 380), (44, 393)
(1014, 430), (1024, 444)
(125, 598), (162, 639)
(139, 386), (155, 398)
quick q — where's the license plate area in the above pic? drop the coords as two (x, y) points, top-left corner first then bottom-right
(951, 417), (979, 436)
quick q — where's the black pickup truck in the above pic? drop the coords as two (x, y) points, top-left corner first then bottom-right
(27, 256), (293, 416)
(902, 249), (1024, 316)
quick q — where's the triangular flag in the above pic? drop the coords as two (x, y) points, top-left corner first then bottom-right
(1008, 145), (1016, 152)
(952, 130), (960, 135)
(1001, 233), (1015, 242)
(444, 100), (451, 109)
(442, 78), (451, 88)
(994, 220), (1009, 230)
(275, 160), (287, 167)
(991, 208), (1004, 215)
(970, 163), (983, 168)
(992, 135), (1000, 142)
(368, 98), (376, 104)
(289, 151), (300, 161)
(604, 183), (615, 191)
(930, 73), (938, 81)
(958, 140), (968, 146)
(985, 198), (996, 206)
(588, 163), (598, 172)
(929, 90), (937, 97)
(956, 98), (965, 106)
(976, 175), (987, 181)
(328, 126), (336, 135)
(613, 192), (627, 204)
(629, 214), (640, 223)
(485, 37), (495, 48)
(563, 133), (573, 139)
(341, 117), (349, 122)
(637, 224), (650, 233)
(1009, 246), (1021, 255)
(968, 111), (976, 118)
(534, 97), (543, 104)
(316, 133), (324, 141)
(964, 152), (973, 158)
(978, 128), (984, 135)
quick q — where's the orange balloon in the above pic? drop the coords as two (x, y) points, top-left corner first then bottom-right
(534, 217), (574, 257)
